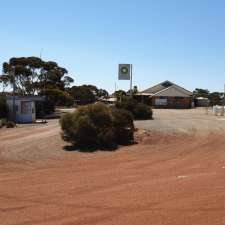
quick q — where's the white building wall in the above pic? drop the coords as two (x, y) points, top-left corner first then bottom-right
(6, 99), (36, 123)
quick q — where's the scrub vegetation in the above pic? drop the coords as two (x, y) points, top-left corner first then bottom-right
(60, 103), (134, 150)
(115, 96), (153, 120)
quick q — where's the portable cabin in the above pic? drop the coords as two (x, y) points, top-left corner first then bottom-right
(6, 96), (44, 123)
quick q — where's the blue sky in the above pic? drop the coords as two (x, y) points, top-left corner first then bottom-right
(1, 0), (225, 93)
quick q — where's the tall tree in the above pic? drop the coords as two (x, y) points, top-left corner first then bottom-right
(1, 57), (74, 95)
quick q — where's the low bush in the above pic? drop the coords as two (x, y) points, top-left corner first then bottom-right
(0, 118), (7, 128)
(60, 103), (134, 149)
(133, 103), (153, 120)
(0, 95), (9, 119)
(37, 89), (74, 117)
(111, 108), (134, 145)
(115, 97), (153, 120)
(6, 121), (16, 128)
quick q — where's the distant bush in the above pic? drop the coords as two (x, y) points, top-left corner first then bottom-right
(0, 95), (9, 119)
(133, 103), (153, 120)
(115, 97), (153, 120)
(60, 103), (134, 149)
(35, 100), (55, 118)
(69, 85), (96, 105)
(37, 89), (74, 117)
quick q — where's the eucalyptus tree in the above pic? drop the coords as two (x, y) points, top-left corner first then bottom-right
(1, 57), (74, 95)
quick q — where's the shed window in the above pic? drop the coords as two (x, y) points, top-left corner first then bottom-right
(21, 101), (32, 114)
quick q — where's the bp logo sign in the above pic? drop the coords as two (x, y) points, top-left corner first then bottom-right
(121, 66), (129, 74)
(118, 64), (130, 80)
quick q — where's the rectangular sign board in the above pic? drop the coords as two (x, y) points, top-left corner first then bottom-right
(118, 64), (131, 80)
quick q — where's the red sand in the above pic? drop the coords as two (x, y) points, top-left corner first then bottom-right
(1, 128), (225, 225)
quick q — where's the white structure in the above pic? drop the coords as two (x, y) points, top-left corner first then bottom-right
(195, 97), (209, 107)
(6, 96), (44, 123)
(213, 105), (225, 116)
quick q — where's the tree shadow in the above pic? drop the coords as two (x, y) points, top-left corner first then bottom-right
(63, 143), (118, 153)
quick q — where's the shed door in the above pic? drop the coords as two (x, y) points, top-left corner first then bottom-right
(20, 101), (34, 123)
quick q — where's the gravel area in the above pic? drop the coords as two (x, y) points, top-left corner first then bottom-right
(135, 108), (225, 133)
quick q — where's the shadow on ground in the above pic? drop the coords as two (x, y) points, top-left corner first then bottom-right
(63, 144), (118, 152)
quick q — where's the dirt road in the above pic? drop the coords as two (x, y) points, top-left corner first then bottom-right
(1, 112), (225, 225)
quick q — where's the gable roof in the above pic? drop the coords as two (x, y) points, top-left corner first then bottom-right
(141, 80), (192, 97)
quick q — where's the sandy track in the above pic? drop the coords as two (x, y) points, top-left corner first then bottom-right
(0, 120), (64, 163)
(1, 126), (225, 225)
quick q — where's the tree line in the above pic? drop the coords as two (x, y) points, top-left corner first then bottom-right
(193, 88), (224, 106)
(0, 57), (109, 113)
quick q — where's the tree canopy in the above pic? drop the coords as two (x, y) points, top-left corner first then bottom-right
(1, 57), (74, 95)
(69, 85), (108, 105)
(193, 88), (210, 98)
(193, 88), (224, 106)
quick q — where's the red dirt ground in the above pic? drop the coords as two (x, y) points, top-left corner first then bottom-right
(1, 123), (225, 225)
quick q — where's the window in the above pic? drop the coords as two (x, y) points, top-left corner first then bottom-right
(21, 101), (32, 114)
(155, 98), (168, 106)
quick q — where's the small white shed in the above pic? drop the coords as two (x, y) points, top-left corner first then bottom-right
(6, 96), (44, 123)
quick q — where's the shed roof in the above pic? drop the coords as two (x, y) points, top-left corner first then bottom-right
(6, 96), (45, 101)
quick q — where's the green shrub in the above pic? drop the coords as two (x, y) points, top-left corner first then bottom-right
(115, 96), (153, 120)
(0, 118), (7, 128)
(111, 108), (134, 145)
(115, 96), (137, 113)
(0, 96), (9, 119)
(60, 103), (134, 149)
(133, 103), (153, 120)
